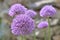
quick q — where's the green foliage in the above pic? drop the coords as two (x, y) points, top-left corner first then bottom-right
(0, 17), (2, 24)
(0, 0), (4, 2)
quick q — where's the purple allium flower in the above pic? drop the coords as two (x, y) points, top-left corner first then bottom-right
(25, 10), (37, 18)
(37, 21), (48, 29)
(40, 5), (56, 17)
(11, 14), (35, 35)
(9, 4), (27, 17)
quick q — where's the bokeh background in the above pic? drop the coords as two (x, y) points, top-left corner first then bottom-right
(0, 0), (60, 40)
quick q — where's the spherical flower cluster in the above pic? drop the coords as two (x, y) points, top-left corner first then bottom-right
(9, 4), (27, 17)
(11, 14), (35, 35)
(40, 5), (56, 17)
(37, 21), (48, 29)
(25, 10), (37, 18)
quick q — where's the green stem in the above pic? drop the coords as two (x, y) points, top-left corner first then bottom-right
(23, 36), (27, 40)
(20, 35), (23, 40)
(20, 35), (27, 40)
(44, 29), (46, 40)
(48, 17), (51, 40)
(34, 31), (36, 40)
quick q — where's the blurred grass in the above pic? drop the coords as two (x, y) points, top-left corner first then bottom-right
(0, 17), (2, 24)
(0, 0), (4, 2)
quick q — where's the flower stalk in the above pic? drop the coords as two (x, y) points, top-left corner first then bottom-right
(44, 29), (46, 40)
(48, 17), (51, 40)
(34, 30), (36, 40)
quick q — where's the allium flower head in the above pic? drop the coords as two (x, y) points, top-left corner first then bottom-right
(9, 4), (27, 17)
(37, 21), (48, 29)
(11, 14), (35, 35)
(40, 5), (56, 17)
(25, 10), (37, 18)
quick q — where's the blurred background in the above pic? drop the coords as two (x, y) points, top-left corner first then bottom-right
(0, 0), (60, 40)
